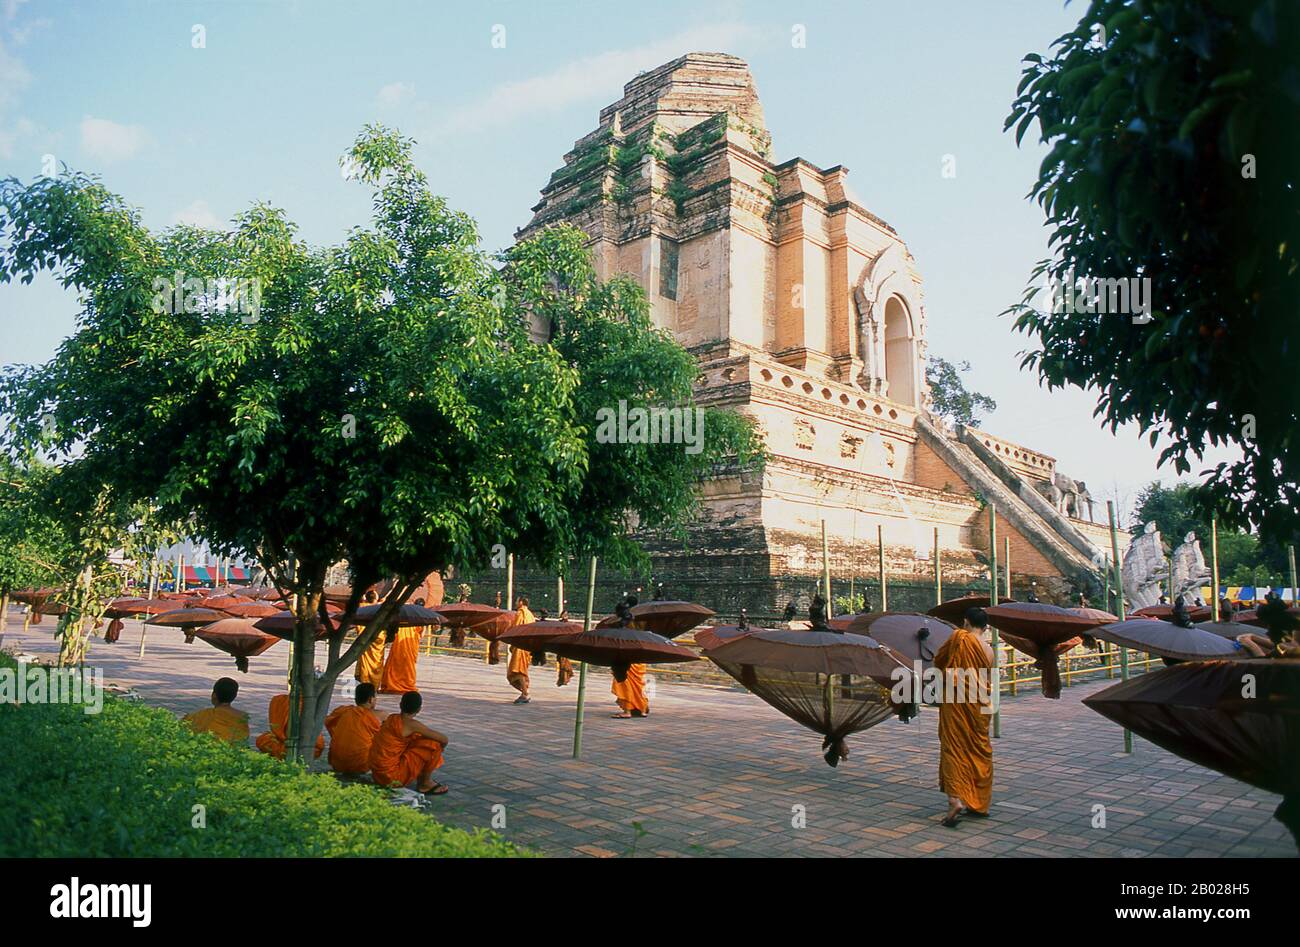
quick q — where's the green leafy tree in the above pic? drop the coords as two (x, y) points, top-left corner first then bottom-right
(1005, 0), (1300, 544)
(925, 356), (997, 426)
(0, 126), (761, 756)
(0, 457), (67, 618)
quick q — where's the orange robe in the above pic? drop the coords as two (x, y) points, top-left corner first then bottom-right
(182, 705), (249, 745)
(368, 714), (444, 788)
(611, 663), (649, 714)
(381, 626), (422, 694)
(356, 630), (387, 687)
(505, 606), (536, 692)
(255, 694), (325, 760)
(933, 628), (994, 814)
(325, 704), (382, 774)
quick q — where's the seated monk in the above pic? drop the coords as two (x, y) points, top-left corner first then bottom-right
(369, 691), (450, 795)
(255, 693), (325, 760)
(325, 682), (383, 775)
(182, 677), (250, 745)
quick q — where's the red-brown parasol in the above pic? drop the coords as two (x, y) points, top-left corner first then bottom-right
(596, 600), (715, 638)
(547, 625), (699, 678)
(1131, 603), (1214, 623)
(984, 602), (1117, 698)
(926, 594), (1013, 625)
(837, 612), (957, 671)
(432, 602), (510, 647)
(1083, 659), (1300, 848)
(252, 610), (333, 640)
(201, 594), (253, 611)
(707, 629), (914, 766)
(104, 597), (148, 619)
(354, 602), (444, 628)
(1193, 620), (1259, 641)
(694, 622), (767, 651)
(147, 606), (230, 644)
(193, 618), (281, 672)
(496, 619), (584, 653)
(1091, 618), (1245, 662)
(220, 600), (282, 619)
(1234, 606), (1300, 629)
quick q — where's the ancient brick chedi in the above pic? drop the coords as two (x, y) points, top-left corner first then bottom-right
(516, 53), (1128, 612)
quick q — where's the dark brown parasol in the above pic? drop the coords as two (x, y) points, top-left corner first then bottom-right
(837, 612), (957, 671)
(1091, 618), (1245, 662)
(926, 594), (1013, 625)
(1083, 659), (1300, 848)
(708, 628), (915, 766)
(984, 602), (1116, 698)
(596, 600), (716, 638)
(193, 618), (281, 672)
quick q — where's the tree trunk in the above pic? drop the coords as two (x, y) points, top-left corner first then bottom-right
(287, 590), (321, 763)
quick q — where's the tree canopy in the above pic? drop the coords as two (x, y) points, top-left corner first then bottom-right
(0, 125), (762, 754)
(925, 356), (998, 426)
(1005, 0), (1299, 544)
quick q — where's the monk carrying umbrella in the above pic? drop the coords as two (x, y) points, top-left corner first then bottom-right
(935, 607), (996, 827)
(505, 597), (538, 703)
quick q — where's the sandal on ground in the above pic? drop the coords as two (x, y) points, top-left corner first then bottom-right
(610, 711), (632, 718)
(420, 782), (449, 796)
(940, 813), (961, 828)
(513, 695), (530, 704)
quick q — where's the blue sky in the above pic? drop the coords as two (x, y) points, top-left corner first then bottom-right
(0, 0), (1235, 521)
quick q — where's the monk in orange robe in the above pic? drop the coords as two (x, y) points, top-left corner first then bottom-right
(610, 663), (649, 718)
(256, 692), (325, 759)
(325, 682), (382, 775)
(182, 677), (250, 745)
(933, 606), (995, 827)
(381, 624), (423, 694)
(505, 597), (537, 704)
(368, 691), (449, 794)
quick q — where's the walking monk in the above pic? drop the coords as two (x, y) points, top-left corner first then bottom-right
(354, 591), (387, 689)
(255, 693), (325, 759)
(505, 596), (537, 704)
(182, 678), (250, 745)
(609, 598), (649, 718)
(933, 607), (995, 827)
(381, 617), (424, 695)
(368, 691), (450, 795)
(325, 682), (382, 775)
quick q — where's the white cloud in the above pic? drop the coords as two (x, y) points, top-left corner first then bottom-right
(376, 81), (415, 109)
(79, 116), (149, 162)
(171, 199), (222, 229)
(0, 35), (29, 110)
(436, 21), (762, 135)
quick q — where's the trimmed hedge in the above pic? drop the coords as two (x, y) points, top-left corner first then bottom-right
(0, 654), (526, 857)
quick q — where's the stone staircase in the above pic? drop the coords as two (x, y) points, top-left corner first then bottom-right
(915, 415), (1106, 590)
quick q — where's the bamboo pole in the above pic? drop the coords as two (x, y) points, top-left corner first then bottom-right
(572, 556), (598, 760)
(877, 524), (888, 612)
(1107, 501), (1131, 753)
(177, 554), (185, 593)
(821, 520), (832, 616)
(1290, 545), (1297, 605)
(505, 552), (515, 610)
(557, 572), (565, 616)
(1004, 536), (1012, 598)
(988, 505), (1000, 738)
(1210, 514), (1220, 622)
(138, 557), (158, 659)
(934, 527), (942, 606)
(0, 589), (8, 636)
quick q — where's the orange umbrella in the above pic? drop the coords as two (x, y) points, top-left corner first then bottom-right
(193, 618), (281, 672)
(984, 602), (1116, 698)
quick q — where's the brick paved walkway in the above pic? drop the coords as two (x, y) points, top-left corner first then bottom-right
(4, 613), (1292, 857)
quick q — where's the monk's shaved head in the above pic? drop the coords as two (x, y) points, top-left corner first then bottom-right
(355, 682), (376, 705)
(964, 607), (989, 630)
(213, 677), (239, 704)
(400, 691), (422, 714)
